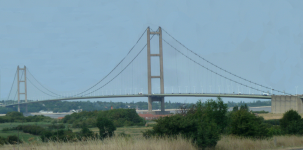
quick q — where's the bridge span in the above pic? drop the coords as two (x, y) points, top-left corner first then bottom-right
(4, 93), (272, 107)
(5, 27), (296, 114)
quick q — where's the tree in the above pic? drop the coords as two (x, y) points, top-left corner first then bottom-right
(202, 97), (228, 133)
(230, 109), (271, 138)
(232, 106), (238, 112)
(96, 117), (116, 139)
(280, 110), (303, 134)
(80, 123), (94, 138)
(143, 99), (222, 149)
(240, 104), (249, 111)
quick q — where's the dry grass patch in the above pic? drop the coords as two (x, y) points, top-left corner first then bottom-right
(259, 113), (303, 120)
(214, 135), (303, 150)
(1, 136), (196, 150)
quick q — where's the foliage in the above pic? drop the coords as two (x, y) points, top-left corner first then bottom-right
(118, 132), (131, 138)
(0, 112), (53, 123)
(40, 129), (76, 142)
(7, 125), (47, 135)
(143, 98), (224, 149)
(0, 135), (22, 145)
(280, 110), (302, 133)
(264, 119), (280, 125)
(227, 100), (271, 107)
(80, 124), (94, 137)
(230, 109), (271, 139)
(202, 97), (228, 133)
(268, 126), (283, 136)
(252, 110), (269, 114)
(0, 100), (271, 113)
(62, 109), (145, 128)
(7, 135), (22, 144)
(278, 110), (303, 135)
(232, 106), (238, 112)
(240, 104), (249, 111)
(48, 123), (65, 130)
(0, 136), (8, 145)
(96, 117), (116, 139)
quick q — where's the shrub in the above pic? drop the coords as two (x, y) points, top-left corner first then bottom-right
(264, 119), (280, 125)
(80, 124), (94, 138)
(268, 126), (283, 136)
(96, 117), (116, 139)
(280, 110), (303, 134)
(230, 110), (271, 139)
(143, 98), (222, 149)
(0, 136), (8, 145)
(232, 106), (238, 112)
(7, 135), (22, 144)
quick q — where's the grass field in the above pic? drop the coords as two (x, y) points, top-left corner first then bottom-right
(258, 113), (303, 120)
(72, 126), (152, 138)
(1, 136), (196, 150)
(3, 135), (303, 150)
(0, 122), (153, 143)
(0, 122), (52, 142)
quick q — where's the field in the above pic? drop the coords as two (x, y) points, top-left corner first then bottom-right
(72, 126), (153, 138)
(0, 122), (52, 142)
(2, 135), (303, 150)
(0, 122), (153, 142)
(215, 135), (303, 150)
(259, 113), (303, 120)
(3, 122), (303, 149)
(1, 136), (196, 150)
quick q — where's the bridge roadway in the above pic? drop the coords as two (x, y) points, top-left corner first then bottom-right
(3, 93), (272, 107)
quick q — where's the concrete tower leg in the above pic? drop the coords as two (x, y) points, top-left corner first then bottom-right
(161, 97), (165, 112)
(148, 97), (152, 112)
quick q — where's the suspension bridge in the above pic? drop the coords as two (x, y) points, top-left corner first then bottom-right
(3, 27), (301, 114)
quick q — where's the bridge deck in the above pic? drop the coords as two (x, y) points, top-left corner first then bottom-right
(3, 93), (272, 107)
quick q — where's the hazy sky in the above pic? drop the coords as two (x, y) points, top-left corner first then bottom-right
(1, 0), (303, 103)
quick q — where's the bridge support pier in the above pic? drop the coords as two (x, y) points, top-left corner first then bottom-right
(271, 95), (303, 114)
(148, 97), (169, 115)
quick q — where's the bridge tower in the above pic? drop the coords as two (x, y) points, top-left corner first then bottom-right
(17, 66), (27, 113)
(147, 27), (168, 114)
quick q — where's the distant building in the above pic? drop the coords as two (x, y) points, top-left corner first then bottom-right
(70, 109), (82, 113)
(138, 114), (171, 120)
(39, 110), (53, 113)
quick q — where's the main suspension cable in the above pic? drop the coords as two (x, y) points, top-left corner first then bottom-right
(74, 28), (147, 96)
(162, 28), (287, 95)
(27, 68), (62, 97)
(82, 31), (158, 96)
(7, 70), (17, 100)
(163, 38), (271, 94)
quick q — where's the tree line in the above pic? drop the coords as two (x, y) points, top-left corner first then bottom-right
(61, 109), (146, 128)
(0, 99), (271, 113)
(142, 97), (303, 149)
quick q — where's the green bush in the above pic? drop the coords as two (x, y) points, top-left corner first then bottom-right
(264, 119), (280, 125)
(280, 110), (303, 135)
(230, 110), (271, 139)
(142, 98), (223, 149)
(62, 109), (145, 128)
(268, 126), (283, 136)
(96, 117), (116, 139)
(7, 135), (22, 144)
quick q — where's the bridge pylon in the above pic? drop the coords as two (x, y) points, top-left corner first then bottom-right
(17, 66), (27, 113)
(147, 27), (169, 115)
